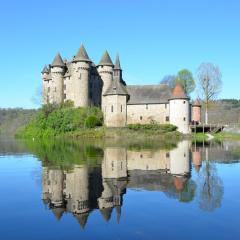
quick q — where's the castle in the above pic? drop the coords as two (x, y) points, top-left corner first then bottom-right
(41, 44), (201, 134)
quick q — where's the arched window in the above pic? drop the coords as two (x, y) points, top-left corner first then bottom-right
(111, 105), (114, 112)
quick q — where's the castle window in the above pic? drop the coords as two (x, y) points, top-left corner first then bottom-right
(165, 104), (167, 109)
(183, 101), (186, 104)
(111, 105), (114, 112)
(140, 116), (143, 120)
(146, 104), (148, 109)
(183, 117), (186, 121)
(166, 116), (169, 122)
(64, 84), (66, 90)
(166, 152), (170, 158)
(121, 105), (123, 112)
(64, 94), (66, 99)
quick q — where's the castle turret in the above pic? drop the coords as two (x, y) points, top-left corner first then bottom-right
(41, 65), (51, 104)
(169, 83), (190, 134)
(191, 99), (202, 124)
(97, 51), (114, 99)
(72, 44), (91, 107)
(50, 53), (66, 104)
(102, 54), (128, 127)
(113, 54), (122, 82)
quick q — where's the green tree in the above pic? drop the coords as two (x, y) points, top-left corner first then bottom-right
(176, 69), (196, 96)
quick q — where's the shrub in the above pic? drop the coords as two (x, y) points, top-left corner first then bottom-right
(127, 123), (177, 132)
(84, 115), (102, 128)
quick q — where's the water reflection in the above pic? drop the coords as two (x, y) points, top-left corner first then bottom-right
(39, 140), (197, 227)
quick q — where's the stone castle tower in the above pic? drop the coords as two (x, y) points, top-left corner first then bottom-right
(42, 44), (198, 134)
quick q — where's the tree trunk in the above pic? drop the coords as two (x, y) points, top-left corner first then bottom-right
(205, 106), (208, 124)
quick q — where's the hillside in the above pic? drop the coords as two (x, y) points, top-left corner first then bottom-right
(0, 108), (38, 136)
(201, 99), (240, 125)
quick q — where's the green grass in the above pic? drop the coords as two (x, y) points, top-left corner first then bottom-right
(214, 132), (240, 141)
(191, 133), (208, 142)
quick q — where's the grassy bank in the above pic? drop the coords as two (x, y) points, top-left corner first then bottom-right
(16, 103), (181, 141)
(191, 132), (240, 142)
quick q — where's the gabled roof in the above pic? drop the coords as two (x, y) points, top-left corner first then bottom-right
(98, 51), (114, 66)
(114, 54), (121, 70)
(73, 44), (91, 62)
(51, 53), (65, 67)
(103, 79), (129, 96)
(170, 83), (189, 100)
(41, 65), (49, 74)
(127, 84), (172, 104)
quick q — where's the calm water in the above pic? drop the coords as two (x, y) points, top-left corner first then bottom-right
(0, 138), (240, 240)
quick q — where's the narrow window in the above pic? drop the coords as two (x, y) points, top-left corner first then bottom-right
(111, 105), (114, 112)
(183, 117), (186, 121)
(121, 105), (123, 112)
(146, 104), (148, 109)
(166, 152), (170, 158)
(166, 116), (169, 122)
(183, 101), (186, 104)
(165, 104), (167, 109)
(64, 84), (66, 90)
(140, 116), (143, 120)
(64, 93), (66, 99)
(121, 162), (123, 170)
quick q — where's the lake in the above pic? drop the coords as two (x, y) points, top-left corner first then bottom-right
(0, 138), (240, 240)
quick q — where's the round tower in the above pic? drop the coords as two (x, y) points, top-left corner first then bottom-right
(41, 65), (50, 104)
(72, 44), (91, 107)
(97, 51), (114, 98)
(169, 83), (190, 134)
(50, 53), (66, 104)
(192, 99), (202, 124)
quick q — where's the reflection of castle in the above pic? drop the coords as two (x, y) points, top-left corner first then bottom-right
(42, 140), (195, 228)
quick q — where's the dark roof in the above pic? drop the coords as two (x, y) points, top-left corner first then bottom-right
(114, 54), (121, 70)
(126, 84), (172, 104)
(73, 44), (91, 62)
(51, 53), (65, 67)
(100, 207), (113, 222)
(98, 51), (113, 66)
(103, 79), (129, 96)
(41, 65), (49, 74)
(170, 83), (189, 100)
(74, 212), (89, 229)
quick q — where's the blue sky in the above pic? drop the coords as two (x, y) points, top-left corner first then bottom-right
(0, 0), (239, 108)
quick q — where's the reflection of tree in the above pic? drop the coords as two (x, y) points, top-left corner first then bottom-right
(198, 159), (224, 212)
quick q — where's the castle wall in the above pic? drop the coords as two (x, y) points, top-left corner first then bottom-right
(126, 103), (169, 124)
(63, 76), (74, 102)
(127, 150), (170, 171)
(103, 95), (127, 127)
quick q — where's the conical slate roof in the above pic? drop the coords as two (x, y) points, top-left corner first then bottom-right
(103, 79), (129, 96)
(98, 51), (114, 66)
(41, 65), (49, 74)
(100, 207), (113, 222)
(51, 207), (65, 220)
(114, 54), (121, 70)
(170, 83), (189, 99)
(51, 53), (65, 67)
(73, 44), (91, 62)
(74, 212), (89, 229)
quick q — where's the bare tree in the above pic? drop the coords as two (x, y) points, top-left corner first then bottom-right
(197, 63), (222, 124)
